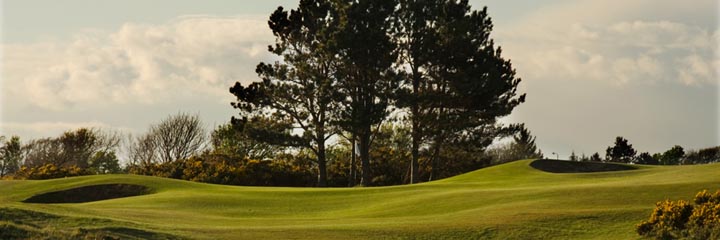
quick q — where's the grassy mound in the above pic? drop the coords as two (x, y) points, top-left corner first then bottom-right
(23, 184), (151, 203)
(1, 160), (718, 239)
(529, 159), (636, 173)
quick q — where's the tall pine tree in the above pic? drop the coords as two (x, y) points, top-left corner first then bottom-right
(395, 0), (525, 181)
(334, 0), (399, 186)
(230, 0), (342, 187)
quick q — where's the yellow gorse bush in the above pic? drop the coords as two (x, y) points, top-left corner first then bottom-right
(637, 190), (720, 240)
(14, 164), (90, 180)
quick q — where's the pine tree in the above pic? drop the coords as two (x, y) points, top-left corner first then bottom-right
(394, 0), (525, 181)
(605, 136), (637, 163)
(334, 0), (399, 186)
(230, 0), (342, 187)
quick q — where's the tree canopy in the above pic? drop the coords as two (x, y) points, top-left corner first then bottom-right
(230, 0), (526, 186)
(605, 136), (637, 163)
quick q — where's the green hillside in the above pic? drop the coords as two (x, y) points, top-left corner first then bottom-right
(2, 160), (719, 239)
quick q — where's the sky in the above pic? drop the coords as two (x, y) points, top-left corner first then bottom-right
(1, 0), (718, 159)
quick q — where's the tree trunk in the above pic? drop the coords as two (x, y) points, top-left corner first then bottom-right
(317, 141), (328, 187)
(316, 121), (328, 187)
(410, 69), (420, 184)
(349, 135), (357, 187)
(359, 127), (372, 186)
(428, 136), (442, 182)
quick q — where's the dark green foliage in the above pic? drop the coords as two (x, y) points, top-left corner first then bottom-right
(605, 136), (636, 163)
(226, 0), (526, 186)
(211, 123), (281, 160)
(88, 151), (121, 174)
(487, 124), (543, 165)
(393, 0), (441, 184)
(634, 152), (659, 165)
(430, 143), (494, 180)
(590, 152), (602, 162)
(368, 124), (412, 185)
(393, 0), (525, 181)
(659, 145), (685, 165)
(569, 151), (578, 161)
(512, 125), (543, 160)
(326, 124), (412, 186)
(231, 0), (342, 187)
(333, 0), (400, 186)
(683, 146), (720, 164)
(58, 128), (98, 168)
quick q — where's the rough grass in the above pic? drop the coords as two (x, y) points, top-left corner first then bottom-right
(1, 160), (719, 239)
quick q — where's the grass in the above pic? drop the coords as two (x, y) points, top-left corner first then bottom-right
(1, 160), (719, 239)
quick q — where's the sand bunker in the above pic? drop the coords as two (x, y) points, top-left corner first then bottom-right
(23, 184), (151, 203)
(530, 159), (636, 173)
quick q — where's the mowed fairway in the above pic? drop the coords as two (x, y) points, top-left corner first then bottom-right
(1, 160), (719, 239)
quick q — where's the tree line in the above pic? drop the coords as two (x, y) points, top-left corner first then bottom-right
(566, 136), (720, 165)
(0, 112), (542, 186)
(1, 115), (716, 185)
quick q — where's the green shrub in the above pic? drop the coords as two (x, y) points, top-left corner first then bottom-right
(637, 190), (720, 239)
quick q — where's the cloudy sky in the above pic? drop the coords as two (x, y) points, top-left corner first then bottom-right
(1, 0), (718, 159)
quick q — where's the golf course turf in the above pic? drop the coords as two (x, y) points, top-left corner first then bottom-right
(1, 159), (718, 239)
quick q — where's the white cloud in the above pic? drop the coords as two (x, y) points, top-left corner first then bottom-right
(497, 20), (717, 86)
(494, 0), (719, 157)
(3, 15), (275, 111)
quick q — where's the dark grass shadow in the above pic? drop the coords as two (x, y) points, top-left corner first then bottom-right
(23, 184), (152, 203)
(0, 208), (183, 240)
(80, 227), (184, 240)
(530, 159), (636, 173)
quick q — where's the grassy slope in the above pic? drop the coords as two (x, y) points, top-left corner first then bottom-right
(1, 160), (719, 239)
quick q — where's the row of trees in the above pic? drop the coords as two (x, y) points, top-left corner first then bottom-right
(0, 109), (543, 186)
(0, 128), (122, 178)
(567, 136), (720, 165)
(4, 114), (715, 185)
(230, 0), (527, 186)
(0, 114), (208, 179)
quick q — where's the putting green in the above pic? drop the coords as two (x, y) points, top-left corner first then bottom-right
(1, 160), (718, 239)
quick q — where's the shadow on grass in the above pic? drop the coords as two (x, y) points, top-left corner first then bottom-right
(0, 208), (182, 240)
(23, 184), (152, 203)
(530, 159), (636, 173)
